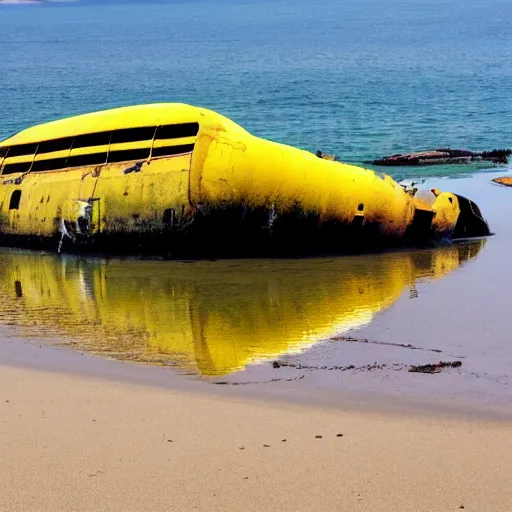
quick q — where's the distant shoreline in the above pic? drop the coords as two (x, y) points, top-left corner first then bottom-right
(0, 1), (77, 4)
(0, 1), (44, 4)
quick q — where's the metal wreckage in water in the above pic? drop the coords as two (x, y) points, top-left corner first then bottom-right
(0, 103), (491, 256)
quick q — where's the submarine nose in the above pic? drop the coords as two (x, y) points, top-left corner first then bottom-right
(453, 194), (491, 238)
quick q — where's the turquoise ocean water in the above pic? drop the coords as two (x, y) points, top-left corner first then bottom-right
(1, 0), (511, 180)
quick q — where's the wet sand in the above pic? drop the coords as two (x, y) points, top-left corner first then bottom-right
(2, 171), (512, 510)
(2, 362), (512, 512)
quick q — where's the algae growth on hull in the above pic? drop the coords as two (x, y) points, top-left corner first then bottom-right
(0, 241), (485, 376)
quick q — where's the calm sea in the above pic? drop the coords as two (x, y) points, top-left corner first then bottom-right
(1, 0), (511, 179)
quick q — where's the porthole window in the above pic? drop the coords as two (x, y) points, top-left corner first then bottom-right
(9, 190), (22, 210)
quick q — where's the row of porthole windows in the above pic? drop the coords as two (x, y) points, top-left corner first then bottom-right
(6, 192), (177, 229)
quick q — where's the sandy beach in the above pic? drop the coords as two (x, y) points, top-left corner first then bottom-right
(2, 0), (512, 509)
(2, 363), (512, 512)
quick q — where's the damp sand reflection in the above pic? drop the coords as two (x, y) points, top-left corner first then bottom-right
(0, 241), (485, 377)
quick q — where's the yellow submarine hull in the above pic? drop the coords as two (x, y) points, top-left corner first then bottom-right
(0, 103), (490, 255)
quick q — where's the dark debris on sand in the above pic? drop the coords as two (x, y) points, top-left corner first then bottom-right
(272, 360), (463, 375)
(409, 361), (462, 374)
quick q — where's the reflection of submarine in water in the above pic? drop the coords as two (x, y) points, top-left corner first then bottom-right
(0, 241), (485, 376)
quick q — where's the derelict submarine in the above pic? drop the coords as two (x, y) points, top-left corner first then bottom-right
(0, 104), (491, 256)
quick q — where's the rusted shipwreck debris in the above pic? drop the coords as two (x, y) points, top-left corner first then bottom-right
(369, 148), (511, 167)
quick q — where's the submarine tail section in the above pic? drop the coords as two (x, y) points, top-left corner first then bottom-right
(188, 125), (420, 254)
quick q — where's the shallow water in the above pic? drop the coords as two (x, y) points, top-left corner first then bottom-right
(1, 0), (512, 179)
(0, 241), (485, 376)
